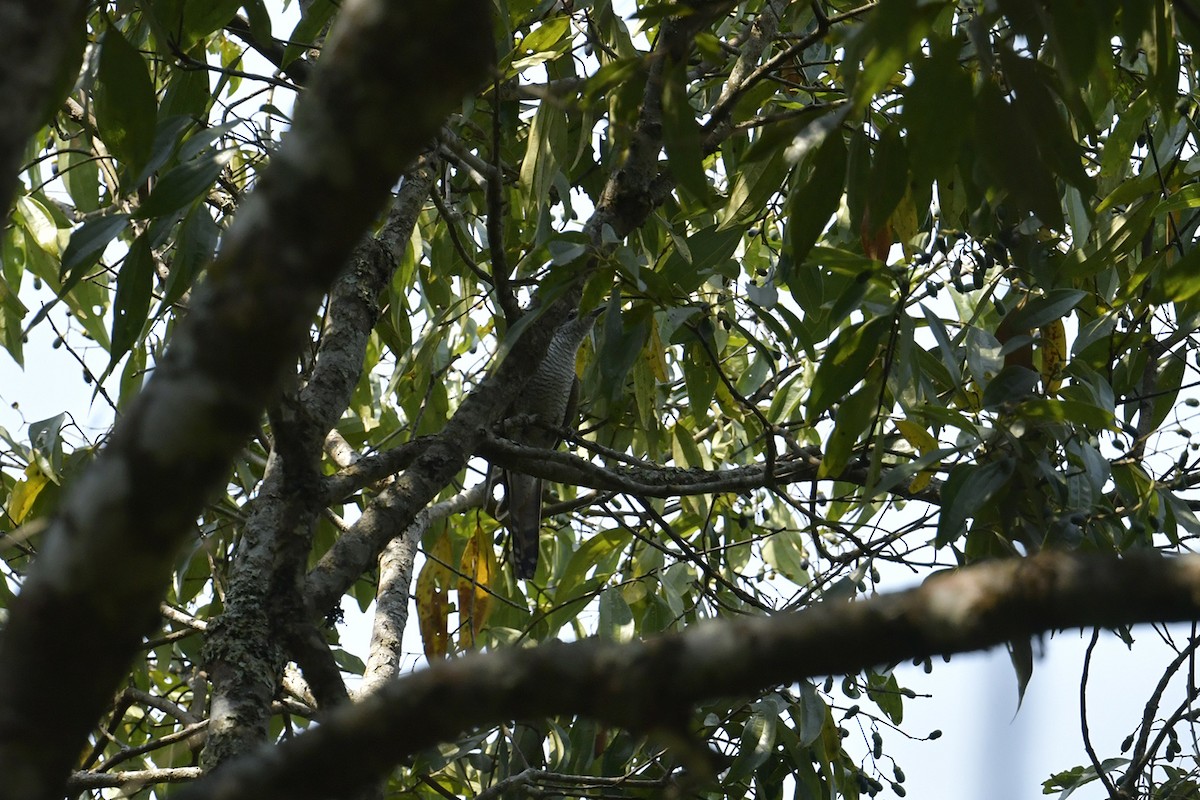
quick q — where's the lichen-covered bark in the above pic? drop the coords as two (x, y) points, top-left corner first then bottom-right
(0, 0), (87, 214)
(0, 5), (491, 797)
(182, 551), (1200, 800)
(202, 156), (440, 769)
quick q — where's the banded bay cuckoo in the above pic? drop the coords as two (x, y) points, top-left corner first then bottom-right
(502, 307), (601, 579)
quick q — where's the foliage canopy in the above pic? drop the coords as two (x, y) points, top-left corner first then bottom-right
(3, 0), (1200, 798)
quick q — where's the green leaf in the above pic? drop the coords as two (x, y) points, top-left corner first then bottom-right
(1007, 637), (1034, 709)
(282, 0), (336, 65)
(331, 648), (366, 676)
(1001, 289), (1086, 332)
(597, 586), (635, 642)
(1148, 347), (1187, 434)
(243, 0), (273, 43)
(581, 58), (645, 102)
(936, 458), (1015, 547)
(787, 133), (846, 265)
(807, 316), (890, 421)
(60, 215), (130, 291)
(658, 225), (742, 293)
(819, 379), (880, 479)
(149, 0), (242, 46)
(109, 235), (155, 371)
(866, 672), (904, 724)
(975, 80), (1063, 229)
(94, 26), (157, 179)
(999, 49), (1093, 192)
(794, 682), (828, 747)
(762, 530), (810, 585)
(661, 60), (707, 201)
(981, 365), (1040, 409)
(1017, 398), (1114, 430)
(726, 710), (778, 784)
(520, 102), (567, 215)
(846, 0), (942, 105)
(682, 340), (717, 417)
(865, 124), (908, 233)
(720, 142), (792, 229)
(133, 116), (196, 188)
(1098, 91), (1152, 195)
(547, 528), (632, 634)
(161, 57), (216, 122)
(62, 147), (102, 215)
(136, 149), (233, 219)
(1159, 246), (1200, 303)
(162, 204), (218, 309)
(904, 38), (973, 183)
(516, 16), (570, 55)
(29, 412), (67, 481)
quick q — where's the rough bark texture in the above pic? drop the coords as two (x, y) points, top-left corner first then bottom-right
(0, 0), (87, 214)
(0, 4), (492, 797)
(181, 551), (1200, 800)
(359, 486), (486, 696)
(201, 155), (441, 770)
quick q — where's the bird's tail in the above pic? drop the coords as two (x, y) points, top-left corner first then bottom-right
(505, 471), (543, 579)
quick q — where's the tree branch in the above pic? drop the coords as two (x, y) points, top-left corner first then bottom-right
(0, 3), (493, 795)
(202, 155), (442, 767)
(304, 6), (722, 616)
(0, 0), (87, 214)
(67, 767), (202, 792)
(185, 551), (1200, 800)
(478, 437), (943, 504)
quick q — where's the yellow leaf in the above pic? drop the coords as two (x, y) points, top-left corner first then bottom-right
(894, 419), (937, 494)
(646, 319), (669, 382)
(890, 187), (921, 260)
(908, 471), (933, 493)
(895, 419), (937, 452)
(7, 463), (50, 525)
(1039, 319), (1067, 395)
(415, 528), (454, 660)
(456, 524), (496, 649)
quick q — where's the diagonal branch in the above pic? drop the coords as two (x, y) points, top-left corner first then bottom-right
(185, 551), (1200, 800)
(202, 155), (443, 768)
(0, 0), (88, 215)
(0, 4), (493, 796)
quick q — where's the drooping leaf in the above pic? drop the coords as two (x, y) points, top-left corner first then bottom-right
(597, 585), (635, 643)
(787, 133), (847, 265)
(864, 124), (908, 236)
(1039, 319), (1068, 394)
(661, 60), (707, 201)
(135, 150), (233, 219)
(60, 215), (130, 292)
(937, 458), (1016, 547)
(807, 316), (890, 421)
(108, 235), (155, 372)
(975, 79), (1064, 229)
(415, 529), (454, 660)
(905, 38), (973, 183)
(981, 365), (1040, 409)
(819, 379), (880, 479)
(1000, 289), (1086, 332)
(282, 0), (337, 65)
(6, 462), (50, 525)
(457, 524), (496, 649)
(94, 26), (157, 180)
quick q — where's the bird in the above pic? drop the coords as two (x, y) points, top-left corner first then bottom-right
(502, 307), (601, 579)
